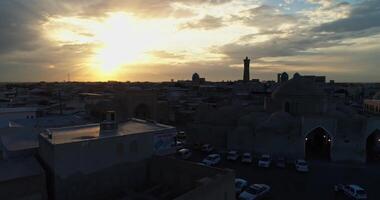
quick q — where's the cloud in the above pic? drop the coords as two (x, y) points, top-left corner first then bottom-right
(0, 1), (46, 54)
(232, 5), (297, 32)
(0, 0), (232, 54)
(315, 0), (380, 33)
(307, 0), (333, 7)
(0, 0), (380, 82)
(216, 1), (380, 62)
(180, 15), (224, 30)
(149, 50), (186, 59)
(76, 0), (232, 18)
(217, 30), (352, 62)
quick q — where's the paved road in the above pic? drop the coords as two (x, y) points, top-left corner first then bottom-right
(181, 149), (380, 200)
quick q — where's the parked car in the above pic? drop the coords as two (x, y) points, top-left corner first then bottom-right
(258, 154), (271, 168)
(175, 141), (184, 150)
(294, 159), (309, 172)
(202, 154), (221, 166)
(235, 178), (248, 195)
(242, 153), (253, 163)
(239, 184), (271, 200)
(201, 144), (214, 152)
(334, 184), (367, 199)
(177, 148), (192, 160)
(227, 150), (240, 161)
(276, 157), (286, 168)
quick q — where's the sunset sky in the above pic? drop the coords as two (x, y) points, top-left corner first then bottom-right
(0, 0), (379, 82)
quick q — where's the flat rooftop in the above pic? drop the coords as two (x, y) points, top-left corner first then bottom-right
(0, 157), (44, 183)
(0, 107), (39, 114)
(0, 127), (40, 152)
(41, 119), (176, 145)
(10, 114), (88, 128)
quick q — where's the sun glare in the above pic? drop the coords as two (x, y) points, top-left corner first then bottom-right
(44, 12), (171, 78)
(92, 13), (150, 74)
(43, 10), (246, 80)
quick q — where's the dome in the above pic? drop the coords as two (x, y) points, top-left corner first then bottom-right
(280, 72), (289, 82)
(192, 73), (200, 81)
(272, 77), (325, 99)
(238, 112), (270, 128)
(293, 72), (301, 79)
(255, 111), (297, 135)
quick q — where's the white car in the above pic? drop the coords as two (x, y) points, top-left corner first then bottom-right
(202, 154), (221, 166)
(295, 159), (309, 172)
(235, 178), (248, 195)
(239, 184), (270, 200)
(334, 184), (367, 199)
(227, 150), (240, 161)
(177, 148), (192, 160)
(258, 154), (271, 168)
(241, 153), (252, 163)
(201, 144), (214, 152)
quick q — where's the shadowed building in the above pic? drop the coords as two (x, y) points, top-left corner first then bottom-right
(0, 157), (47, 200)
(0, 111), (235, 200)
(191, 73), (206, 85)
(86, 90), (159, 121)
(189, 74), (380, 163)
(34, 111), (235, 200)
(364, 92), (380, 115)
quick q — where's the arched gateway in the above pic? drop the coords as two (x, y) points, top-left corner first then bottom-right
(366, 129), (380, 163)
(305, 127), (332, 160)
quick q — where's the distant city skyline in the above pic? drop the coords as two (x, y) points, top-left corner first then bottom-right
(0, 0), (379, 82)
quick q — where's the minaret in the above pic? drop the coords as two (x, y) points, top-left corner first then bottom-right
(243, 56), (250, 82)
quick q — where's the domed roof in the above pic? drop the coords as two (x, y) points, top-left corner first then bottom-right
(272, 77), (325, 99)
(281, 72), (288, 77)
(293, 72), (301, 79)
(192, 73), (200, 80)
(255, 111), (297, 135)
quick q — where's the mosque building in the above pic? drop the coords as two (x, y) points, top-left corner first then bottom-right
(189, 73), (380, 163)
